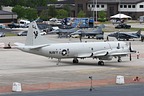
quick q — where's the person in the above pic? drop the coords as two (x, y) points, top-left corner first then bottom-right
(7, 42), (11, 48)
(137, 51), (140, 59)
(139, 18), (143, 24)
(106, 36), (109, 41)
(79, 33), (82, 42)
(141, 35), (144, 42)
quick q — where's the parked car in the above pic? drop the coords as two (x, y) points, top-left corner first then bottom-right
(115, 23), (131, 29)
(0, 24), (6, 29)
(0, 32), (5, 37)
(40, 31), (47, 35)
(8, 22), (20, 28)
(96, 34), (104, 39)
(17, 31), (27, 36)
(17, 31), (46, 36)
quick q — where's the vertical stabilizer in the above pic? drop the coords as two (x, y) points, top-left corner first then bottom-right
(136, 29), (141, 37)
(25, 21), (48, 46)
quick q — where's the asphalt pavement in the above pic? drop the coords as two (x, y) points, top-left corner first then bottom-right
(1, 84), (144, 96)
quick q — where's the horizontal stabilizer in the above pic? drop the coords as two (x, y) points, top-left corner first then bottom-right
(14, 42), (49, 49)
(26, 44), (50, 49)
(14, 42), (25, 46)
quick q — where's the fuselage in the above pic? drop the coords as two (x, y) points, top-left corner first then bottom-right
(17, 41), (129, 59)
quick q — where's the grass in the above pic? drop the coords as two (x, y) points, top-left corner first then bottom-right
(5, 33), (17, 36)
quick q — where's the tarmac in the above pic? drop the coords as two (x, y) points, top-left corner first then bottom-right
(0, 22), (144, 94)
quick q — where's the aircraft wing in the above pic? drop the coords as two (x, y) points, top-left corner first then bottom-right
(77, 49), (130, 58)
(110, 52), (129, 56)
(58, 28), (78, 33)
(92, 50), (108, 57)
(77, 53), (93, 58)
(120, 32), (139, 38)
(77, 50), (108, 58)
(126, 34), (139, 38)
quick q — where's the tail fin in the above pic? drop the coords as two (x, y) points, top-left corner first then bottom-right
(136, 29), (141, 37)
(136, 29), (141, 35)
(25, 21), (48, 46)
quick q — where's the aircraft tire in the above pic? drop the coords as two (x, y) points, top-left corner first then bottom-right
(73, 58), (79, 63)
(98, 61), (104, 66)
(118, 59), (122, 62)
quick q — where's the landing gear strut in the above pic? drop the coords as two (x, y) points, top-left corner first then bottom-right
(98, 61), (104, 66)
(118, 57), (122, 62)
(73, 58), (79, 63)
(57, 59), (61, 65)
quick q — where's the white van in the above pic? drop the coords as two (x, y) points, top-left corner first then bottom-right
(19, 20), (30, 28)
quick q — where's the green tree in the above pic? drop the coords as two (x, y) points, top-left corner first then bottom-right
(12, 5), (38, 20)
(48, 5), (57, 19)
(25, 8), (38, 20)
(12, 5), (26, 19)
(56, 9), (68, 19)
(63, 4), (71, 17)
(77, 10), (86, 18)
(98, 10), (107, 22)
(40, 9), (49, 20)
(1, 0), (12, 6)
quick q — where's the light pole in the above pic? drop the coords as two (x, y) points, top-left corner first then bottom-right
(89, 76), (94, 91)
(119, 0), (121, 14)
(95, 0), (97, 24)
(93, 0), (94, 28)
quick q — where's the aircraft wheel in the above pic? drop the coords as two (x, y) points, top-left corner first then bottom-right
(118, 59), (122, 62)
(118, 58), (122, 62)
(117, 56), (122, 62)
(73, 58), (79, 63)
(98, 61), (104, 66)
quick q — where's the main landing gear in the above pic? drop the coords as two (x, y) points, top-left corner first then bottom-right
(98, 61), (104, 66)
(73, 58), (79, 63)
(118, 57), (122, 62)
(72, 58), (105, 66)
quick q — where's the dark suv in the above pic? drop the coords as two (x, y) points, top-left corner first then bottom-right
(115, 23), (131, 29)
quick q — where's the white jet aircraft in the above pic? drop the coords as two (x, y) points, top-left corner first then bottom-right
(15, 21), (136, 65)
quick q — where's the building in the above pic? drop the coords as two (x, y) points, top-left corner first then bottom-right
(0, 10), (17, 23)
(47, 0), (75, 17)
(75, 0), (144, 20)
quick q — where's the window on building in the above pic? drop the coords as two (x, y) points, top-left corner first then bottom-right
(132, 5), (135, 8)
(97, 5), (99, 8)
(101, 5), (104, 8)
(140, 5), (144, 8)
(120, 5), (123, 8)
(92, 4), (95, 7)
(78, 4), (83, 12)
(124, 5), (127, 8)
(88, 4), (91, 8)
(128, 5), (131, 8)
